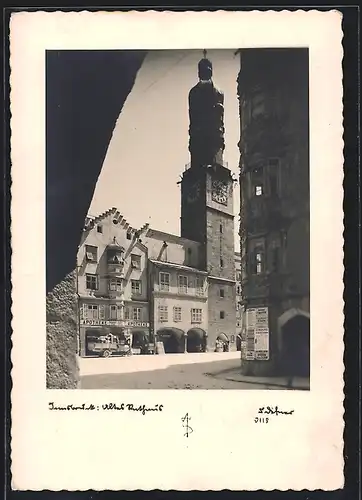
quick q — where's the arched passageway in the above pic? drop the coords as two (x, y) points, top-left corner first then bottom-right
(217, 333), (230, 352)
(280, 314), (310, 377)
(186, 328), (207, 352)
(157, 328), (185, 354)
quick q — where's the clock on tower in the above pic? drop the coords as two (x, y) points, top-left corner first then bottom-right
(211, 178), (228, 205)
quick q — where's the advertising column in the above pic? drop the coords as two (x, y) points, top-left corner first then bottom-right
(242, 307), (270, 361)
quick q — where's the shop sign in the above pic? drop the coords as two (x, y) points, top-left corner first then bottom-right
(124, 321), (150, 328)
(80, 319), (150, 328)
(80, 319), (124, 327)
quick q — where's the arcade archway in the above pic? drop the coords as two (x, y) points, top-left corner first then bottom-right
(217, 333), (230, 352)
(279, 310), (310, 377)
(186, 328), (207, 352)
(157, 328), (185, 354)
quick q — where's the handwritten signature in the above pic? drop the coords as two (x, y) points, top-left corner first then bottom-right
(258, 406), (294, 416)
(181, 413), (193, 437)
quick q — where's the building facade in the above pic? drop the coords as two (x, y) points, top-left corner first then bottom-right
(237, 48), (310, 376)
(77, 209), (151, 356)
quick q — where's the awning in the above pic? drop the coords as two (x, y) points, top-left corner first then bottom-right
(157, 328), (185, 339)
(187, 328), (207, 339)
(217, 333), (229, 343)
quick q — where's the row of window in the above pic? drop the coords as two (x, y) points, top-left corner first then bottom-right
(158, 306), (203, 323)
(85, 245), (141, 269)
(158, 306), (228, 323)
(85, 275), (142, 294)
(83, 304), (144, 321)
(159, 272), (204, 295)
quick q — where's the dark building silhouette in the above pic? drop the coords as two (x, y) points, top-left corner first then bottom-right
(181, 51), (236, 346)
(237, 48), (310, 377)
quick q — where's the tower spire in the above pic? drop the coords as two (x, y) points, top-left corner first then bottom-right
(203, 49), (207, 59)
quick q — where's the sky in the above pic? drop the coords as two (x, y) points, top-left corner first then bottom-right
(89, 49), (241, 248)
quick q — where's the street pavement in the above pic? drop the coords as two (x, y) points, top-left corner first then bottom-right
(79, 352), (309, 390)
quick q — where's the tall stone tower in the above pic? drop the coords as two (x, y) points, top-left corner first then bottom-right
(181, 51), (236, 350)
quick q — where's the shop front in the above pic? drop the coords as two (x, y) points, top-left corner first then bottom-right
(124, 321), (151, 355)
(80, 318), (127, 357)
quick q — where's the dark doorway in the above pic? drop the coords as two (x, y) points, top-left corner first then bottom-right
(157, 329), (185, 354)
(236, 335), (242, 352)
(187, 328), (206, 352)
(281, 315), (310, 377)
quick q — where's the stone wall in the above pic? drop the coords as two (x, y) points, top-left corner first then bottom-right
(46, 270), (79, 389)
(207, 281), (236, 348)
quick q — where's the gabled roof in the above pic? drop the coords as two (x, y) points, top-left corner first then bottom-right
(83, 207), (150, 240)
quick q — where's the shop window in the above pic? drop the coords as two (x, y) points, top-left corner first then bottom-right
(159, 272), (170, 291)
(86, 274), (98, 290)
(173, 306), (182, 322)
(191, 308), (202, 323)
(220, 311), (225, 319)
(97, 225), (103, 233)
(131, 280), (142, 296)
(219, 288), (225, 298)
(85, 304), (98, 319)
(131, 254), (141, 269)
(158, 306), (168, 322)
(85, 245), (98, 262)
(178, 275), (188, 294)
(109, 278), (122, 292)
(133, 308), (141, 321)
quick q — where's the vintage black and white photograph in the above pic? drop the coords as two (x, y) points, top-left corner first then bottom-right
(46, 47), (310, 390)
(11, 10), (344, 491)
